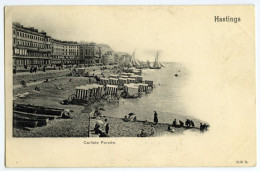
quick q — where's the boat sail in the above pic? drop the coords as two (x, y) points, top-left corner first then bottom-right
(130, 50), (140, 67)
(121, 56), (126, 66)
(152, 51), (161, 69)
(159, 61), (165, 67)
(121, 55), (133, 67)
(127, 60), (133, 67)
(147, 60), (151, 68)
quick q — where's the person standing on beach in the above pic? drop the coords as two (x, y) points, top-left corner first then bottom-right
(179, 120), (184, 127)
(104, 119), (109, 134)
(172, 119), (177, 127)
(154, 111), (158, 125)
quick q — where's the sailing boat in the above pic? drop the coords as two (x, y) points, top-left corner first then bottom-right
(159, 61), (165, 67)
(127, 60), (133, 67)
(147, 60), (151, 68)
(150, 51), (161, 69)
(130, 50), (140, 67)
(123, 56), (126, 67)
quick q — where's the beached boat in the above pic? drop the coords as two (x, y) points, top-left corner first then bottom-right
(15, 104), (63, 110)
(13, 115), (48, 127)
(13, 119), (38, 128)
(14, 104), (63, 116)
(13, 110), (57, 120)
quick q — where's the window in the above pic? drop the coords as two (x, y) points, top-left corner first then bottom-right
(15, 48), (19, 54)
(13, 30), (16, 35)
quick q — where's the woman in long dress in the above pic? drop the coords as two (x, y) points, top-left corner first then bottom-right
(154, 111), (158, 124)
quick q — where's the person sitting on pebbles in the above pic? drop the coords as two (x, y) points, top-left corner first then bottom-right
(138, 129), (147, 137)
(179, 120), (184, 127)
(167, 125), (175, 133)
(150, 125), (155, 135)
(123, 115), (128, 122)
(98, 131), (109, 137)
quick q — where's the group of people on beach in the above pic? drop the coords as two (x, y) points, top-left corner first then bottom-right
(172, 119), (195, 128)
(172, 118), (209, 131)
(94, 118), (110, 137)
(199, 123), (209, 132)
(137, 111), (158, 137)
(138, 125), (155, 137)
(123, 113), (137, 122)
(154, 111), (209, 133)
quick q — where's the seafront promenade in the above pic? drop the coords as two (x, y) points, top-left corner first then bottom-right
(13, 65), (110, 85)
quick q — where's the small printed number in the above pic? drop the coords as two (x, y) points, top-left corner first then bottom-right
(236, 160), (248, 164)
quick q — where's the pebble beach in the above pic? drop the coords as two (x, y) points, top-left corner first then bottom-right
(13, 64), (208, 137)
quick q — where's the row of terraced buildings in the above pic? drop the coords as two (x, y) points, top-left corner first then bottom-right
(12, 22), (105, 67)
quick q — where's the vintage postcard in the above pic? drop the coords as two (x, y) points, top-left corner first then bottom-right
(5, 5), (256, 167)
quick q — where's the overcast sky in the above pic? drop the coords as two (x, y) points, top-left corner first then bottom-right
(10, 6), (249, 63)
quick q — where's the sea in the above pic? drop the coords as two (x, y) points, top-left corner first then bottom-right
(104, 62), (203, 124)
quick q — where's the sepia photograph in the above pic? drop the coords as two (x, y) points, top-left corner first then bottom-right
(5, 5), (256, 167)
(11, 7), (211, 138)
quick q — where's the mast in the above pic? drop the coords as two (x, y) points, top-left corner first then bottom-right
(123, 56), (126, 66)
(131, 49), (140, 67)
(147, 60), (151, 67)
(131, 50), (135, 64)
(153, 51), (161, 68)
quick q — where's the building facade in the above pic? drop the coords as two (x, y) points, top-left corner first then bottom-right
(102, 51), (116, 65)
(63, 41), (80, 65)
(51, 39), (64, 65)
(12, 22), (117, 67)
(79, 43), (101, 64)
(13, 22), (52, 67)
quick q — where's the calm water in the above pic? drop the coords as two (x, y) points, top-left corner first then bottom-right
(105, 63), (195, 124)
